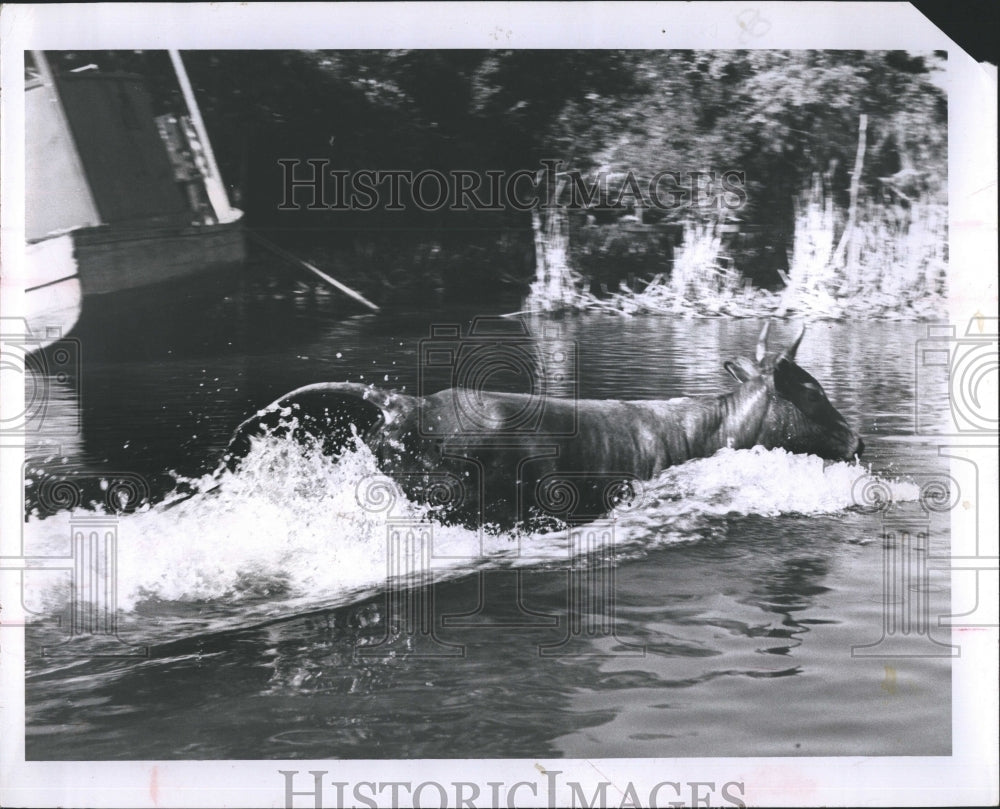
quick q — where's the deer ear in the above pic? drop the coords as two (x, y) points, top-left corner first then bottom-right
(724, 360), (752, 382)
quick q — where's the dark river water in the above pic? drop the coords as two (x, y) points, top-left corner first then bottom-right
(22, 268), (953, 760)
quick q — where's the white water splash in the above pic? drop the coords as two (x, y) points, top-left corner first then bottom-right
(644, 446), (919, 517)
(22, 436), (921, 630)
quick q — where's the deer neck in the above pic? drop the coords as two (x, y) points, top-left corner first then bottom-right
(711, 379), (772, 453)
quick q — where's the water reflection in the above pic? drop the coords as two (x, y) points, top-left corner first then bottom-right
(27, 573), (622, 759)
(22, 276), (951, 760)
(39, 272), (945, 497)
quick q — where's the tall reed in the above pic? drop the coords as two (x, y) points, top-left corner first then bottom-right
(521, 176), (946, 320)
(780, 176), (947, 319)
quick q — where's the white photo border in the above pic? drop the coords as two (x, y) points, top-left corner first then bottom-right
(1, 3), (997, 807)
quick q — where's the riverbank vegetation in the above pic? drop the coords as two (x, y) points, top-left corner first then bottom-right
(524, 174), (947, 319)
(46, 49), (948, 318)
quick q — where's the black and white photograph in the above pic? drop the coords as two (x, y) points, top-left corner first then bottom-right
(1, 3), (996, 807)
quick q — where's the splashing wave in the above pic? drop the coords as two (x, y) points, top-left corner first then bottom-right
(22, 434), (920, 633)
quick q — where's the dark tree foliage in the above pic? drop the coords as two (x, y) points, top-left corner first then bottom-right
(41, 49), (946, 296)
